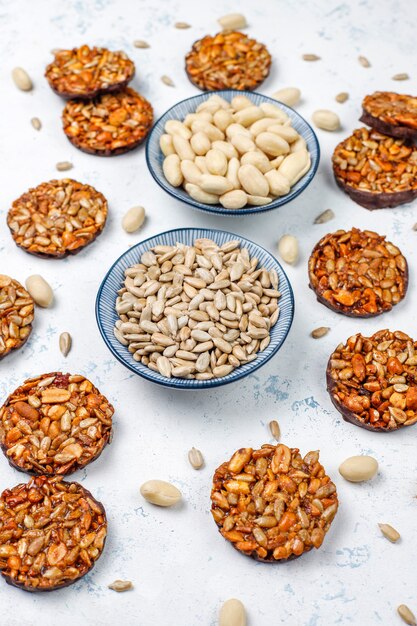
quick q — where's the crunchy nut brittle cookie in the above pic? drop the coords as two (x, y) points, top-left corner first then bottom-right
(0, 475), (107, 591)
(327, 330), (417, 432)
(7, 179), (108, 259)
(0, 276), (34, 359)
(62, 88), (153, 156)
(0, 372), (114, 476)
(360, 92), (417, 141)
(308, 228), (408, 318)
(185, 31), (272, 91)
(211, 444), (338, 562)
(45, 45), (135, 99)
(332, 127), (417, 209)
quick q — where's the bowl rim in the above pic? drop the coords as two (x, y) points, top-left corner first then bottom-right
(145, 88), (320, 216)
(95, 227), (295, 389)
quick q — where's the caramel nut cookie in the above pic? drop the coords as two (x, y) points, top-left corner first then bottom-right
(0, 476), (107, 591)
(327, 329), (417, 432)
(0, 276), (34, 359)
(185, 31), (272, 91)
(7, 179), (108, 258)
(308, 228), (408, 318)
(360, 92), (417, 141)
(45, 45), (135, 99)
(62, 87), (154, 156)
(0, 372), (114, 476)
(332, 127), (417, 209)
(211, 444), (338, 562)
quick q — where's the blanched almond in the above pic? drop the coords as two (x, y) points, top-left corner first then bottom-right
(140, 480), (182, 507)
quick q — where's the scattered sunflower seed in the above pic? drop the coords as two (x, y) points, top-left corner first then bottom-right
(59, 332), (72, 357)
(269, 419), (280, 441)
(314, 208), (335, 224)
(161, 75), (175, 87)
(56, 161), (73, 172)
(311, 326), (330, 339)
(378, 523), (400, 543)
(397, 605), (416, 626)
(188, 447), (204, 469)
(302, 53), (320, 61)
(413, 223), (417, 231)
(12, 67), (33, 91)
(175, 22), (191, 29)
(133, 40), (150, 48)
(392, 73), (409, 81)
(31, 117), (42, 130)
(358, 55), (371, 68)
(108, 580), (133, 592)
(335, 92), (349, 103)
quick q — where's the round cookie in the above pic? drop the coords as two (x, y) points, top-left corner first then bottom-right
(332, 127), (417, 209)
(360, 92), (417, 141)
(7, 179), (108, 258)
(211, 444), (338, 562)
(308, 228), (408, 317)
(327, 329), (417, 432)
(0, 372), (114, 475)
(0, 476), (107, 591)
(62, 88), (153, 156)
(0, 276), (34, 359)
(45, 45), (135, 99)
(185, 31), (272, 91)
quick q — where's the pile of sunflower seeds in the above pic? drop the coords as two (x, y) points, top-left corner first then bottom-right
(114, 238), (280, 380)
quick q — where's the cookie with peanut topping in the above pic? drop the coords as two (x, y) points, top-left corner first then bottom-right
(62, 88), (153, 156)
(327, 329), (417, 432)
(7, 179), (108, 258)
(0, 372), (114, 475)
(308, 228), (408, 317)
(45, 45), (135, 99)
(0, 476), (107, 591)
(211, 444), (338, 562)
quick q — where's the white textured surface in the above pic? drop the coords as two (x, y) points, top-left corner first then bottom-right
(1, 0), (416, 624)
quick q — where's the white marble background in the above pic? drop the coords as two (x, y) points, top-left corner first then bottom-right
(0, 0), (416, 624)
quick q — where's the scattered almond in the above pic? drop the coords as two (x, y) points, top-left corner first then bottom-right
(140, 480), (182, 507)
(12, 67), (33, 91)
(108, 580), (133, 592)
(392, 73), (409, 81)
(218, 13), (247, 31)
(175, 22), (191, 29)
(338, 455), (378, 483)
(219, 598), (246, 626)
(25, 275), (54, 308)
(413, 223), (417, 231)
(312, 109), (340, 131)
(122, 206), (146, 233)
(397, 605), (416, 625)
(277, 234), (299, 265)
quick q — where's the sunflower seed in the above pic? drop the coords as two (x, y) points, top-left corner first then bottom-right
(12, 67), (33, 91)
(314, 208), (334, 224)
(269, 420), (280, 441)
(378, 523), (400, 543)
(311, 326), (330, 339)
(335, 92), (349, 103)
(188, 447), (204, 469)
(59, 332), (72, 357)
(133, 40), (150, 48)
(392, 73), (409, 81)
(56, 161), (73, 171)
(302, 53), (320, 61)
(397, 605), (416, 625)
(108, 580), (133, 592)
(175, 22), (191, 29)
(358, 55), (371, 67)
(31, 117), (42, 130)
(161, 75), (175, 87)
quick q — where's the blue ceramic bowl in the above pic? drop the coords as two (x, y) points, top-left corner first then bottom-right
(96, 228), (294, 389)
(146, 90), (320, 216)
